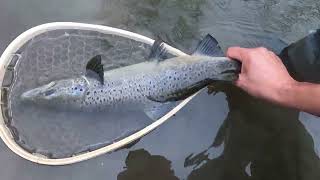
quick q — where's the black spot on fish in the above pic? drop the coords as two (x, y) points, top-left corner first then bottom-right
(80, 89), (83, 91)
(101, 90), (103, 93)
(94, 91), (97, 94)
(169, 76), (172, 79)
(87, 92), (90, 95)
(75, 87), (78, 90)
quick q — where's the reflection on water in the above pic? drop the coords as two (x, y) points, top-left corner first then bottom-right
(0, 0), (320, 179)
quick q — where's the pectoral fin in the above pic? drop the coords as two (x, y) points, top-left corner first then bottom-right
(143, 100), (180, 120)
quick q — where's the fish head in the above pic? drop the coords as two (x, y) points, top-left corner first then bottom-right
(21, 77), (88, 107)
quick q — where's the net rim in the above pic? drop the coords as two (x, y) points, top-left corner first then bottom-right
(0, 22), (199, 165)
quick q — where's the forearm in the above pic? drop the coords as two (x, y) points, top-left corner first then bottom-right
(282, 82), (320, 116)
(226, 47), (320, 116)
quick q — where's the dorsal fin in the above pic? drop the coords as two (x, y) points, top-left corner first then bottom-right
(148, 38), (168, 61)
(193, 34), (224, 57)
(86, 55), (104, 84)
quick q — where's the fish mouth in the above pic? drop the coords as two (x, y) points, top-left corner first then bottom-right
(20, 88), (40, 101)
(20, 82), (56, 101)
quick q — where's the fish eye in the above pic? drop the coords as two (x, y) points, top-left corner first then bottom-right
(44, 89), (56, 96)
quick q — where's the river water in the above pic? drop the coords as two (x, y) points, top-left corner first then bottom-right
(0, 0), (320, 179)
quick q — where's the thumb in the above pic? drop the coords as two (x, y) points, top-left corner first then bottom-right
(234, 74), (246, 89)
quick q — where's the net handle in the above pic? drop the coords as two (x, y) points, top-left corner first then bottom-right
(0, 22), (200, 165)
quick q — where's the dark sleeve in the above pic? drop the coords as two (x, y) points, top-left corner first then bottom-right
(279, 29), (320, 83)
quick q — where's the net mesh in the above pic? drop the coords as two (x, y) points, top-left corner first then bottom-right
(1, 29), (162, 158)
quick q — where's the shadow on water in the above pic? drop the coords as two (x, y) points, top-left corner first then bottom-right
(118, 149), (179, 180)
(117, 85), (320, 180)
(185, 85), (320, 180)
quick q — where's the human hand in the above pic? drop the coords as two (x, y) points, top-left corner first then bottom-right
(226, 47), (297, 105)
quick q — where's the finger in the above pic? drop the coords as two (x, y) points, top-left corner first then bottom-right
(226, 47), (247, 62)
(254, 47), (269, 52)
(268, 51), (283, 62)
(267, 50), (275, 56)
(234, 74), (245, 88)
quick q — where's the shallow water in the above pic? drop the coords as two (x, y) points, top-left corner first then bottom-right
(1, 0), (320, 180)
